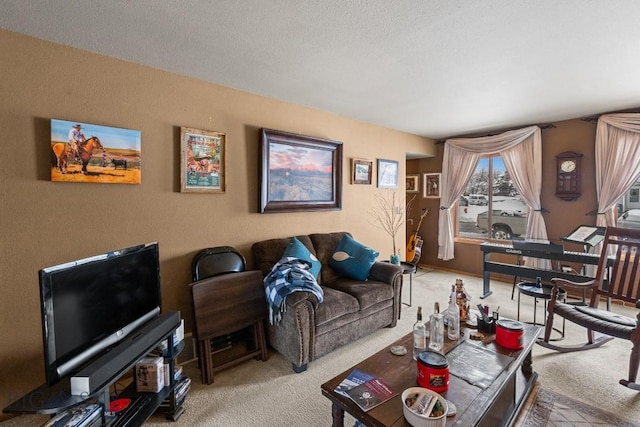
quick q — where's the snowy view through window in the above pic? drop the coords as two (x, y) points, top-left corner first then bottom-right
(457, 157), (640, 239)
(458, 157), (528, 240)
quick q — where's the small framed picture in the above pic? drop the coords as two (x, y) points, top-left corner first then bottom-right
(351, 158), (373, 185)
(406, 174), (419, 193)
(424, 173), (441, 198)
(180, 127), (226, 193)
(377, 159), (399, 189)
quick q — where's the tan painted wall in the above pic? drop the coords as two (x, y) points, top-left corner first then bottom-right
(0, 30), (435, 409)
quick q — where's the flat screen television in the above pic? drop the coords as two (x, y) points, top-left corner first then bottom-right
(39, 242), (161, 386)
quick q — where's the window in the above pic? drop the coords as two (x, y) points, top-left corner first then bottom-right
(457, 156), (528, 240)
(617, 182), (640, 229)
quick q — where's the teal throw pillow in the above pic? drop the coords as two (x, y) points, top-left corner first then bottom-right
(283, 236), (322, 278)
(329, 234), (379, 281)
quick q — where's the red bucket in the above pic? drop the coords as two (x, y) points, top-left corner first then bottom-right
(416, 350), (449, 393)
(496, 319), (524, 350)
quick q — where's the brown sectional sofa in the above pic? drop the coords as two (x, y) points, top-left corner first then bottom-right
(251, 231), (403, 372)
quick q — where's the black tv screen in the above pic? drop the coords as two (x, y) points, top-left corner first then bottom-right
(39, 242), (161, 386)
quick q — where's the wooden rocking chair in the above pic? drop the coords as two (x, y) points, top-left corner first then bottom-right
(539, 226), (640, 390)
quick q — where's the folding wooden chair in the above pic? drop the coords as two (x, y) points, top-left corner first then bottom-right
(539, 226), (640, 390)
(189, 246), (268, 384)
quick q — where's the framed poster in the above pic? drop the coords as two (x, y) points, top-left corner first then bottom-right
(377, 159), (399, 189)
(180, 127), (226, 193)
(351, 158), (373, 185)
(50, 119), (141, 184)
(424, 173), (441, 198)
(406, 174), (419, 193)
(259, 128), (343, 213)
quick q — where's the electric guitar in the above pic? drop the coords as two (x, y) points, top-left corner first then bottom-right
(406, 208), (428, 264)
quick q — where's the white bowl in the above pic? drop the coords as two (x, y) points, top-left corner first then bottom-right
(401, 387), (448, 427)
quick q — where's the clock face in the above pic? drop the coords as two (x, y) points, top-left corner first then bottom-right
(560, 160), (576, 173)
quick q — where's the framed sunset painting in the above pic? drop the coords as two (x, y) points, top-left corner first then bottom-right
(259, 128), (343, 213)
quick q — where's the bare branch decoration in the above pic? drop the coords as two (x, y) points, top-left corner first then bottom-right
(369, 191), (405, 257)
(405, 193), (418, 225)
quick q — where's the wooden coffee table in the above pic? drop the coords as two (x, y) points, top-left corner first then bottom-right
(321, 323), (540, 427)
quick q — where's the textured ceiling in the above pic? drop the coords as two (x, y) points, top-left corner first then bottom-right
(2, 0), (640, 139)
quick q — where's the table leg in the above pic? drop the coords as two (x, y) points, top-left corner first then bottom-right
(522, 350), (533, 375)
(403, 272), (413, 307)
(481, 252), (493, 298)
(399, 264), (416, 311)
(561, 292), (566, 336)
(331, 403), (345, 427)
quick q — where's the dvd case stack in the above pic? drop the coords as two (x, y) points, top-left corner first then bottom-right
(158, 374), (191, 410)
(150, 319), (185, 358)
(41, 403), (102, 427)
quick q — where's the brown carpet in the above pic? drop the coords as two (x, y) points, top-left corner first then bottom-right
(517, 385), (640, 427)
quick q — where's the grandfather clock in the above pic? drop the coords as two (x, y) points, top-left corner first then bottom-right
(555, 151), (583, 201)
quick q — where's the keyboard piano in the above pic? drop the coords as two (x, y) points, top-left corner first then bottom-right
(479, 241), (612, 299)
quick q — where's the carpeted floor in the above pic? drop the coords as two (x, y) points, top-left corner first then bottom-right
(3, 268), (639, 426)
(517, 385), (640, 427)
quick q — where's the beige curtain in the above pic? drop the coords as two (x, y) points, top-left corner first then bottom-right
(587, 113), (640, 269)
(595, 113), (640, 228)
(438, 126), (548, 265)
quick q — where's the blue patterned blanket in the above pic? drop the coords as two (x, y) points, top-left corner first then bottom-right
(263, 256), (324, 325)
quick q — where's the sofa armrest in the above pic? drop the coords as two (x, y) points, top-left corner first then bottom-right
(266, 289), (321, 372)
(284, 290), (321, 309)
(267, 295), (315, 373)
(368, 261), (403, 284)
(368, 262), (403, 324)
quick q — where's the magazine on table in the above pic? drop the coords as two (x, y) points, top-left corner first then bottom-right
(345, 376), (397, 411)
(335, 368), (397, 411)
(334, 368), (376, 397)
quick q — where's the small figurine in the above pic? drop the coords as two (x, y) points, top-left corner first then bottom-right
(454, 278), (471, 321)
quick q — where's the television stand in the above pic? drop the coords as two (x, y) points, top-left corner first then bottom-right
(3, 312), (187, 425)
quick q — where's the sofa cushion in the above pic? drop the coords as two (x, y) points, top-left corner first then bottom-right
(314, 304), (394, 357)
(314, 286), (394, 337)
(252, 235), (317, 279)
(328, 234), (379, 281)
(283, 236), (321, 278)
(324, 278), (393, 311)
(309, 232), (351, 283)
(314, 286), (360, 327)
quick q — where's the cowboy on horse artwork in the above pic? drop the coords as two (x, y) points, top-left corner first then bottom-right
(50, 119), (142, 184)
(68, 123), (86, 160)
(52, 135), (104, 175)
